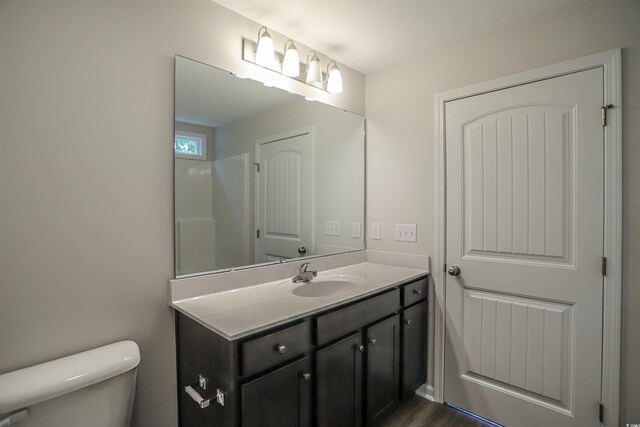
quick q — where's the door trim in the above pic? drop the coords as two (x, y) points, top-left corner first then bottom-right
(434, 49), (622, 426)
(254, 126), (316, 263)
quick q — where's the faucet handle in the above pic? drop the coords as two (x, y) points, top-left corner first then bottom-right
(299, 262), (311, 273)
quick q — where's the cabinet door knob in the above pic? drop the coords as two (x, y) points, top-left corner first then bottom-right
(404, 319), (412, 325)
(354, 344), (364, 352)
(413, 289), (423, 295)
(369, 338), (376, 345)
(274, 344), (286, 354)
(301, 372), (311, 381)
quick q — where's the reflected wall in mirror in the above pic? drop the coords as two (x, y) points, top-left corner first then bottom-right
(175, 56), (365, 277)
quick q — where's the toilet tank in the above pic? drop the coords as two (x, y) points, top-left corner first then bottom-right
(0, 341), (140, 427)
(10, 370), (136, 427)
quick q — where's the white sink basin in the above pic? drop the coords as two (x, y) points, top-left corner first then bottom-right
(283, 275), (368, 298)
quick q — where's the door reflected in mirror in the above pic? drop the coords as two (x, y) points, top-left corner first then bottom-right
(174, 56), (365, 277)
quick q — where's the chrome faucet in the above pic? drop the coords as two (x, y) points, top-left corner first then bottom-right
(292, 262), (317, 283)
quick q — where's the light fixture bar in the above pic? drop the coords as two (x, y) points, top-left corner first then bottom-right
(242, 38), (331, 92)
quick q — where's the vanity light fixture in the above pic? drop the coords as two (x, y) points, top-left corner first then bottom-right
(255, 26), (275, 67)
(282, 40), (300, 77)
(242, 25), (345, 94)
(326, 60), (343, 94)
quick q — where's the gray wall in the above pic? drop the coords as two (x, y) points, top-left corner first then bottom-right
(0, 1), (364, 426)
(365, 0), (640, 422)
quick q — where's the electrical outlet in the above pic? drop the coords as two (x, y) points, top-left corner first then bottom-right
(372, 223), (381, 240)
(352, 222), (361, 239)
(325, 221), (341, 236)
(395, 224), (417, 242)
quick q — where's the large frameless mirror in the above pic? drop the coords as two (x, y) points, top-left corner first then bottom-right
(174, 56), (365, 277)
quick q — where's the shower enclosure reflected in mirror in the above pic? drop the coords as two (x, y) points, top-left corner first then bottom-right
(174, 56), (365, 277)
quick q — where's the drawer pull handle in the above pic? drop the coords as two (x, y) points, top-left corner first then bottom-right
(301, 372), (311, 381)
(404, 319), (412, 325)
(369, 338), (377, 345)
(274, 344), (287, 354)
(413, 289), (423, 295)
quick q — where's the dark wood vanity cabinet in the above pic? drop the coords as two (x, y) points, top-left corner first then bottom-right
(176, 274), (428, 427)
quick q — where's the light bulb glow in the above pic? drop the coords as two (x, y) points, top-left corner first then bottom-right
(282, 40), (300, 77)
(255, 27), (275, 67)
(306, 51), (322, 84)
(326, 61), (343, 94)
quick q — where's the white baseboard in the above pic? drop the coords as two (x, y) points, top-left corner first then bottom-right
(415, 383), (435, 401)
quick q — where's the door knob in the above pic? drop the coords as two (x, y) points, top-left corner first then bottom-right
(369, 338), (376, 345)
(301, 372), (311, 381)
(448, 265), (461, 276)
(298, 246), (307, 256)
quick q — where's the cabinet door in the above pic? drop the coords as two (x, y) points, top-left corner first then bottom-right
(241, 356), (312, 427)
(316, 332), (363, 427)
(178, 314), (235, 427)
(402, 301), (427, 400)
(366, 314), (400, 425)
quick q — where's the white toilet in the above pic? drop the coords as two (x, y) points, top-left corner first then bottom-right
(0, 341), (140, 427)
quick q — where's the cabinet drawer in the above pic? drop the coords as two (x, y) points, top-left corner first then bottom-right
(240, 320), (312, 377)
(403, 277), (428, 307)
(316, 288), (400, 346)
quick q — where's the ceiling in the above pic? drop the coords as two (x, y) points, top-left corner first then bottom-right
(212, 0), (576, 75)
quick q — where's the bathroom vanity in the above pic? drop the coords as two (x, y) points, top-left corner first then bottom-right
(171, 256), (429, 427)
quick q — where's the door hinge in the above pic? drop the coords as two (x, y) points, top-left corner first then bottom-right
(599, 402), (604, 423)
(602, 256), (607, 276)
(253, 162), (260, 172)
(601, 104), (614, 127)
(256, 229), (260, 239)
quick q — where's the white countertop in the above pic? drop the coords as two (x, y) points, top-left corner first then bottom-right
(171, 260), (428, 340)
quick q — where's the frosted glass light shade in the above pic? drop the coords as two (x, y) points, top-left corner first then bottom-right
(306, 52), (322, 84)
(326, 62), (343, 94)
(255, 27), (275, 67)
(282, 42), (300, 77)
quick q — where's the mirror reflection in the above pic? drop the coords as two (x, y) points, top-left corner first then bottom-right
(175, 56), (365, 277)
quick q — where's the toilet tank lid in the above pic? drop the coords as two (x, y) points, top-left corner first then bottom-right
(0, 340), (140, 415)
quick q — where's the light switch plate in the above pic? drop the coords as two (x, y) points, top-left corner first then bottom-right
(325, 221), (341, 236)
(395, 224), (417, 242)
(352, 222), (361, 239)
(372, 223), (381, 240)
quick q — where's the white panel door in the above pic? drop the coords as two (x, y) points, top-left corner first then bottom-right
(256, 131), (312, 262)
(444, 68), (604, 426)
